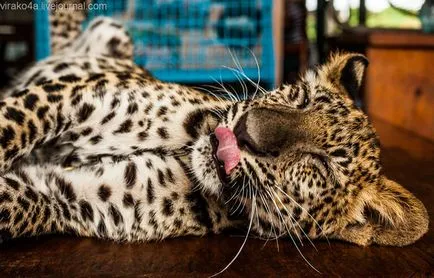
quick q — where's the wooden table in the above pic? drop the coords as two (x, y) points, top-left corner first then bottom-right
(1, 118), (433, 277)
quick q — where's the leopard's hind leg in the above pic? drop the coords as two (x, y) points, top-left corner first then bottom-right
(49, 0), (89, 54)
(49, 0), (133, 59)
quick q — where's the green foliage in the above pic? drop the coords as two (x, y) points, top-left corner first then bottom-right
(307, 13), (316, 41)
(307, 7), (421, 41)
(365, 7), (421, 28)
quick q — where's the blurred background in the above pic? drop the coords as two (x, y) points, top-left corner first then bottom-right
(0, 0), (433, 141)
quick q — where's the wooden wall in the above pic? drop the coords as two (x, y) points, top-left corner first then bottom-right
(365, 31), (434, 141)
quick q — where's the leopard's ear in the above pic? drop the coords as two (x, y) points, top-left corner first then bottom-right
(338, 176), (429, 246)
(318, 52), (368, 99)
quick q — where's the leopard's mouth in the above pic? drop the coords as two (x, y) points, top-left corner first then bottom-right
(210, 133), (229, 186)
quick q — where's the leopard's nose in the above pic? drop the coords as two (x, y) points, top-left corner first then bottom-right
(233, 107), (313, 157)
(234, 113), (270, 156)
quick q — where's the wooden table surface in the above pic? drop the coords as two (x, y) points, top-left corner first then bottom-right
(1, 118), (433, 277)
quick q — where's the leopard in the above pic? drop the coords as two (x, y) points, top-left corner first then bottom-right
(0, 1), (428, 253)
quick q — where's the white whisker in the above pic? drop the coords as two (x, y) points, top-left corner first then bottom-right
(211, 194), (257, 277)
(270, 188), (318, 251)
(274, 185), (329, 244)
(264, 188), (303, 246)
(266, 191), (321, 274)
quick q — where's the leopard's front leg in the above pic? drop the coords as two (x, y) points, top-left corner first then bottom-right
(0, 154), (232, 242)
(0, 171), (62, 242)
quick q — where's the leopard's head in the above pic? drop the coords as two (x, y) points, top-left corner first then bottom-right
(192, 53), (428, 246)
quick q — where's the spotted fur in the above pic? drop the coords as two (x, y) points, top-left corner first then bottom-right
(0, 7), (428, 248)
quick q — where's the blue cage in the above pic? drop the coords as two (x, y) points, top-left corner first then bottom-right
(35, 0), (275, 88)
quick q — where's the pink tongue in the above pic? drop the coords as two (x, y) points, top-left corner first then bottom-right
(215, 127), (240, 175)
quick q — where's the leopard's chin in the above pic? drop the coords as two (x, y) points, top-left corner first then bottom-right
(190, 135), (225, 195)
